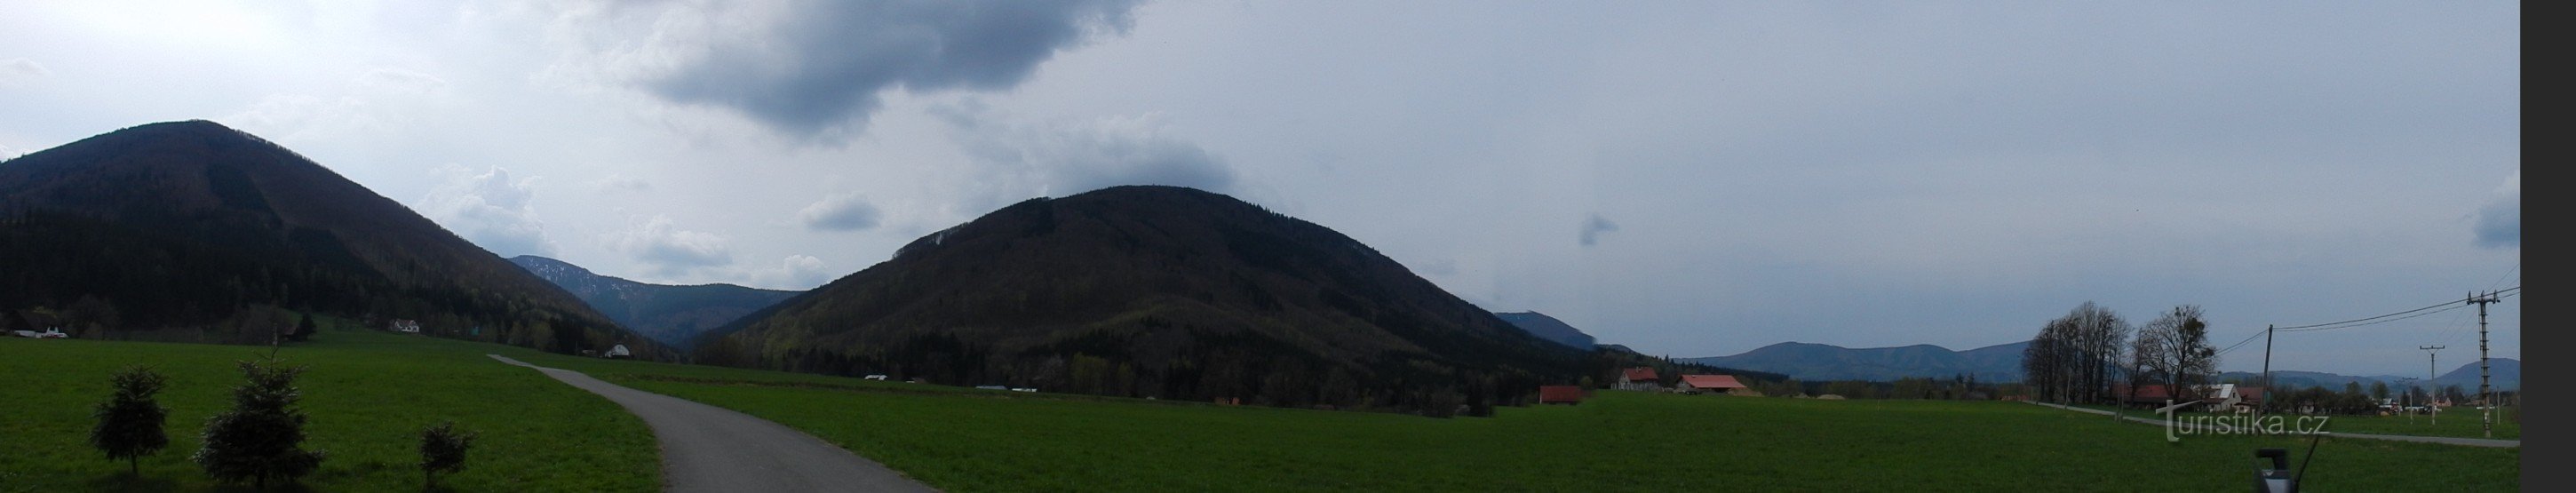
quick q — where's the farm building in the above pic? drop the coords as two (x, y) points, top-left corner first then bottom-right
(391, 319), (421, 333)
(605, 345), (631, 359)
(1538, 386), (1587, 405)
(2112, 384), (2176, 406)
(1617, 367), (1663, 391)
(1678, 374), (1757, 396)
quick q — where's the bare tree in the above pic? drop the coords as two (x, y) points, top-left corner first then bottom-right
(2026, 302), (2128, 404)
(2133, 306), (2214, 402)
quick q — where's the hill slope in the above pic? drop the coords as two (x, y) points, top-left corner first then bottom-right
(1493, 311), (1595, 348)
(0, 120), (661, 358)
(696, 186), (1589, 414)
(510, 255), (798, 347)
(1681, 340), (2028, 382)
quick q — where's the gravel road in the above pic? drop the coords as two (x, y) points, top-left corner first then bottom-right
(491, 354), (939, 492)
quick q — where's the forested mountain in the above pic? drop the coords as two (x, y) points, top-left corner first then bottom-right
(696, 186), (1594, 416)
(1681, 340), (2030, 382)
(1493, 311), (1596, 349)
(510, 255), (798, 347)
(0, 121), (664, 359)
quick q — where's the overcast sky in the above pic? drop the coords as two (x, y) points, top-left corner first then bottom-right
(2, 1), (2516, 376)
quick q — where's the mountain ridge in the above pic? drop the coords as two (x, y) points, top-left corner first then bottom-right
(509, 255), (799, 347)
(0, 120), (662, 358)
(696, 185), (1592, 415)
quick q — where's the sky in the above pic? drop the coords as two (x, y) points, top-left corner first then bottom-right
(0, 1), (2517, 377)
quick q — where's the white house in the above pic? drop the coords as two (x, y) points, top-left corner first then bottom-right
(392, 319), (421, 333)
(604, 345), (631, 359)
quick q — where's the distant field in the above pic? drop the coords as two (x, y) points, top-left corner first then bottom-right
(0, 326), (658, 492)
(4, 330), (2522, 491)
(535, 356), (2520, 491)
(2064, 403), (2522, 440)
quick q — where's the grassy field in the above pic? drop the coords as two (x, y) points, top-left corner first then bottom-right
(0, 326), (658, 492)
(6, 330), (2522, 491)
(517, 354), (2520, 491)
(2063, 403), (2522, 440)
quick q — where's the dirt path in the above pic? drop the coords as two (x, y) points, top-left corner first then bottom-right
(490, 354), (940, 492)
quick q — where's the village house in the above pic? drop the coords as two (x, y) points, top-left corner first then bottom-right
(1617, 367), (1663, 391)
(1538, 386), (1586, 405)
(391, 319), (421, 333)
(1678, 374), (1758, 396)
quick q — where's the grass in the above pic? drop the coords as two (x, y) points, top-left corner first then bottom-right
(540, 357), (2520, 491)
(2060, 403), (2521, 440)
(4, 329), (2522, 491)
(0, 325), (658, 492)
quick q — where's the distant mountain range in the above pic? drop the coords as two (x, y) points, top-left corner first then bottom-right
(1493, 312), (1595, 349)
(1681, 335), (2520, 391)
(0, 121), (659, 358)
(694, 186), (1591, 414)
(1680, 341), (2029, 382)
(509, 255), (799, 348)
(2221, 358), (2520, 391)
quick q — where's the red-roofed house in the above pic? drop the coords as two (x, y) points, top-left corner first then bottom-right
(1538, 386), (1587, 405)
(2113, 384), (2175, 406)
(1618, 367), (1662, 391)
(1680, 375), (1757, 396)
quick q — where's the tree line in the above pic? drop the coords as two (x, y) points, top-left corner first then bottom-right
(2022, 302), (2221, 406)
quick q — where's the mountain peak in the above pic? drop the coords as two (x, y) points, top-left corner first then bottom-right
(3, 121), (660, 359)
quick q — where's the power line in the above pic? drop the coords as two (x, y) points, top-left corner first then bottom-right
(2273, 287), (2517, 332)
(2277, 304), (2468, 332)
(2215, 327), (2267, 356)
(2487, 262), (2520, 293)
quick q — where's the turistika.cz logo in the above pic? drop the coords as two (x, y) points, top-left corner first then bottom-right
(2156, 396), (2328, 443)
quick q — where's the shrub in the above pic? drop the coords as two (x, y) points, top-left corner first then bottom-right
(419, 421), (478, 488)
(90, 365), (170, 475)
(192, 358), (325, 488)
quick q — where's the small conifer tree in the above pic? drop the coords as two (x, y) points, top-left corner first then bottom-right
(420, 421), (478, 488)
(193, 358), (325, 488)
(91, 365), (170, 475)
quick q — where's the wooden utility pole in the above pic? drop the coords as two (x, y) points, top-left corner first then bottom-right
(2421, 345), (2445, 425)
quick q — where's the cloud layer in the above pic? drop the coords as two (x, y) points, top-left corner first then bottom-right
(1579, 214), (1619, 247)
(603, 0), (1142, 137)
(2475, 171), (2518, 249)
(797, 193), (883, 232)
(419, 165), (557, 257)
(613, 215), (735, 275)
(943, 105), (1236, 203)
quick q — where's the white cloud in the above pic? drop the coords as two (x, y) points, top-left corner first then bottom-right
(418, 164), (558, 257)
(783, 254), (830, 285)
(591, 173), (653, 193)
(797, 192), (882, 232)
(226, 68), (452, 142)
(939, 103), (1236, 207)
(2474, 170), (2518, 249)
(611, 214), (735, 276)
(0, 58), (47, 87)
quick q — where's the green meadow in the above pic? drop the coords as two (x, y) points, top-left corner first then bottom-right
(6, 330), (2520, 491)
(0, 326), (657, 492)
(537, 353), (2521, 492)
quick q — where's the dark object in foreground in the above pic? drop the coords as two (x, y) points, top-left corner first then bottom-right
(421, 421), (478, 488)
(91, 365), (171, 475)
(193, 358), (325, 488)
(2253, 433), (2326, 493)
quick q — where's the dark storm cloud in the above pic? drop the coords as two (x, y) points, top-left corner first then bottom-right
(645, 0), (1142, 136)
